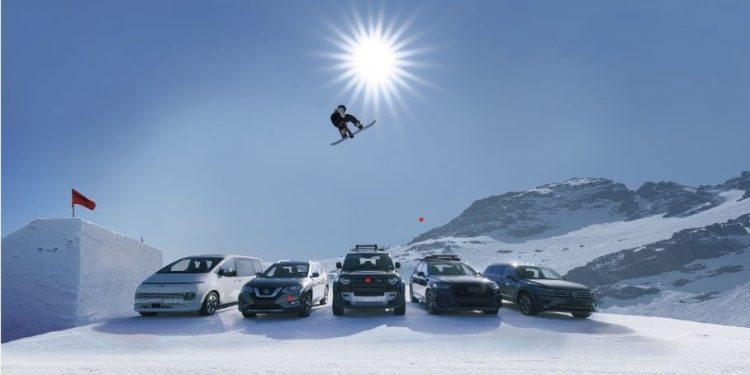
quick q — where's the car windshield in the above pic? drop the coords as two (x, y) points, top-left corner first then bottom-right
(426, 262), (476, 276)
(158, 257), (223, 274)
(515, 266), (563, 280)
(342, 253), (394, 272)
(263, 263), (309, 278)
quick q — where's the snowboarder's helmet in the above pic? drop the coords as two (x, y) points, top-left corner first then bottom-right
(337, 105), (347, 112)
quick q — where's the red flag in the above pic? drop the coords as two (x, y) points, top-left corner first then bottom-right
(72, 189), (96, 210)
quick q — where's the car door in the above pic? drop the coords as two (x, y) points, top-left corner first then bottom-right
(410, 262), (428, 299)
(313, 263), (327, 300)
(218, 258), (241, 302)
(504, 267), (522, 301)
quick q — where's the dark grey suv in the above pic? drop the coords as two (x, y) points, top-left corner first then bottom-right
(238, 260), (329, 318)
(483, 263), (596, 318)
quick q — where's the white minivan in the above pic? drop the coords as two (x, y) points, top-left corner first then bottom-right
(134, 255), (263, 316)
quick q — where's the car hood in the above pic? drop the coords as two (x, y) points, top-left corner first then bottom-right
(433, 275), (491, 284)
(339, 270), (398, 276)
(248, 277), (307, 288)
(141, 273), (209, 284)
(526, 279), (590, 290)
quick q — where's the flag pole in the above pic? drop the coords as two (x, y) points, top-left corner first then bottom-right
(72, 203), (75, 218)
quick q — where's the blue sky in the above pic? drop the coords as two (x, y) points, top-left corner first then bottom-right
(3, 0), (749, 262)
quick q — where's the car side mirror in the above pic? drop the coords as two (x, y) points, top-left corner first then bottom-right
(336, 262), (342, 269)
(395, 262), (401, 269)
(311, 272), (320, 278)
(416, 271), (426, 277)
(217, 269), (225, 277)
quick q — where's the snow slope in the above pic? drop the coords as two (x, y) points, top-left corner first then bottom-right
(1, 218), (163, 342)
(321, 188), (750, 327)
(2, 300), (749, 374)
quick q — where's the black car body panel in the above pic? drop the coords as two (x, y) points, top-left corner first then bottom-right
(483, 263), (597, 315)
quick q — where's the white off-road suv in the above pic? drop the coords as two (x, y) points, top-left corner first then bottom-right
(134, 255), (263, 316)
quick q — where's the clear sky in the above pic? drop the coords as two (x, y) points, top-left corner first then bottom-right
(3, 0), (749, 263)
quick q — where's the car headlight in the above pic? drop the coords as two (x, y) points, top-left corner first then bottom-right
(488, 282), (499, 290)
(242, 285), (253, 294)
(339, 278), (350, 285)
(387, 277), (399, 285)
(183, 292), (196, 301)
(283, 285), (303, 293)
(432, 283), (451, 290)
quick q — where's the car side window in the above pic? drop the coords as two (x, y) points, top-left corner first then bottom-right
(221, 259), (237, 277)
(251, 260), (263, 274)
(503, 267), (515, 277)
(237, 259), (254, 277)
(416, 262), (425, 276)
(494, 265), (506, 277)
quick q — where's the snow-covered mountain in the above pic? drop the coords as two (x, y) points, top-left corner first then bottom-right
(324, 172), (750, 327)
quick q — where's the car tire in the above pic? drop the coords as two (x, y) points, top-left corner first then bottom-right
(332, 301), (344, 316)
(298, 292), (313, 317)
(426, 289), (441, 315)
(139, 312), (157, 317)
(394, 294), (406, 316)
(572, 312), (591, 319)
(483, 308), (499, 315)
(517, 291), (538, 316)
(199, 291), (220, 316)
(409, 286), (419, 303)
(319, 285), (329, 305)
(242, 311), (256, 318)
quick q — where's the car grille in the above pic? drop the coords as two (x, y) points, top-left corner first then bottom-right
(135, 292), (185, 300)
(546, 290), (593, 298)
(135, 302), (186, 309)
(353, 287), (386, 296)
(253, 287), (282, 298)
(452, 284), (489, 296)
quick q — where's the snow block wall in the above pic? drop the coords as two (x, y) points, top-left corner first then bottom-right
(1, 218), (163, 342)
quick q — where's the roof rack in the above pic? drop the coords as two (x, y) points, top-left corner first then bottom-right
(422, 254), (461, 261)
(351, 244), (385, 252)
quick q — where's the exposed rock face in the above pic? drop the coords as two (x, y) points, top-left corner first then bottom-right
(564, 214), (750, 299)
(410, 172), (749, 244)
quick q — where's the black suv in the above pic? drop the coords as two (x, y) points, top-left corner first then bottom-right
(483, 263), (597, 318)
(410, 255), (501, 315)
(332, 245), (405, 316)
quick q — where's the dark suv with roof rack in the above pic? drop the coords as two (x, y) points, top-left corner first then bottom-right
(410, 255), (502, 315)
(332, 245), (405, 316)
(483, 263), (597, 318)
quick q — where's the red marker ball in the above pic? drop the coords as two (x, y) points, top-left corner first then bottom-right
(418, 217), (425, 223)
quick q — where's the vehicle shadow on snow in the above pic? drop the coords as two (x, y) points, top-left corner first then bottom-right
(93, 309), (235, 336)
(500, 303), (634, 335)
(236, 302), (502, 340)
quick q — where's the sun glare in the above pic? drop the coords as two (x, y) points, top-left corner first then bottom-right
(323, 9), (428, 114)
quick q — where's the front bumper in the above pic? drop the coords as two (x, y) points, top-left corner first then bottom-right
(333, 285), (404, 310)
(535, 295), (597, 313)
(238, 290), (303, 314)
(434, 289), (502, 311)
(133, 284), (204, 313)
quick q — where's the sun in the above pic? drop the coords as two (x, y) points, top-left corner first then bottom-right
(323, 9), (428, 114)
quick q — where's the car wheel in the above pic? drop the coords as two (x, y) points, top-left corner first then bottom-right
(298, 292), (312, 317)
(199, 291), (220, 316)
(517, 292), (538, 316)
(572, 312), (591, 319)
(409, 285), (419, 303)
(332, 301), (344, 316)
(242, 311), (256, 318)
(139, 312), (157, 317)
(426, 289), (441, 315)
(394, 294), (406, 316)
(319, 285), (329, 305)
(483, 308), (499, 315)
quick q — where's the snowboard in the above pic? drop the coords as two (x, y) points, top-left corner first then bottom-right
(330, 120), (376, 146)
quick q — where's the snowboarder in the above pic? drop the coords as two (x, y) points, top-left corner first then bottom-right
(330, 105), (363, 139)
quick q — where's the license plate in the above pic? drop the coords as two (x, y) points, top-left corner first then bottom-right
(357, 296), (384, 302)
(467, 287), (480, 293)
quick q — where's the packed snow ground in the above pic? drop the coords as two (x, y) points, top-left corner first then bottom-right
(3, 297), (749, 375)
